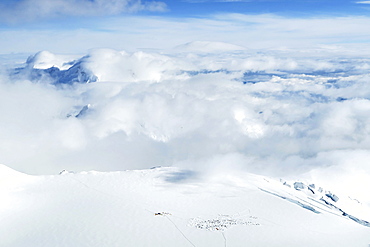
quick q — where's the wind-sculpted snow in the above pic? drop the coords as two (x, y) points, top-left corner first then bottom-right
(1, 48), (370, 206)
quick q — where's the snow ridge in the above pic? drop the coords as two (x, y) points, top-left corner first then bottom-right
(260, 178), (370, 227)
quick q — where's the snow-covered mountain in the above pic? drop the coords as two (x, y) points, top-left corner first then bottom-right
(11, 51), (97, 84)
(12, 48), (369, 87)
(1, 164), (369, 247)
(11, 49), (188, 85)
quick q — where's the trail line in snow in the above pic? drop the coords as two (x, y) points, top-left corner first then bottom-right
(164, 215), (197, 247)
(70, 176), (198, 246)
(222, 232), (227, 247)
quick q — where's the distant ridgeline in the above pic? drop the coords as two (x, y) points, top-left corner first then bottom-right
(8, 50), (369, 94)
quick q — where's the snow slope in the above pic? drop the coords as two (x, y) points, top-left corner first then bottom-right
(1, 164), (369, 247)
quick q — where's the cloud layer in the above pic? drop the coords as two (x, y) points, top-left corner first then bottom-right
(2, 13), (370, 55)
(0, 0), (167, 23)
(3, 47), (370, 192)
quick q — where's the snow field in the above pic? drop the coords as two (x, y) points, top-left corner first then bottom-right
(1, 165), (369, 247)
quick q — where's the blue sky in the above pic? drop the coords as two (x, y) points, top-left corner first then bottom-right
(163, 0), (370, 17)
(1, 0), (370, 54)
(1, 0), (370, 28)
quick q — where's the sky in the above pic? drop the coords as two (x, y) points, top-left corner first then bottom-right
(1, 0), (370, 177)
(165, 0), (370, 17)
(1, 0), (370, 54)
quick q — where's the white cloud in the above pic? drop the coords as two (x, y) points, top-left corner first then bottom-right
(175, 41), (246, 52)
(2, 14), (370, 55)
(3, 48), (370, 179)
(0, 0), (167, 23)
(356, 1), (370, 3)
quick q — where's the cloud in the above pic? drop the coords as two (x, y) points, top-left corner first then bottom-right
(0, 0), (167, 23)
(174, 41), (246, 52)
(356, 1), (370, 3)
(2, 13), (370, 55)
(3, 47), (370, 182)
